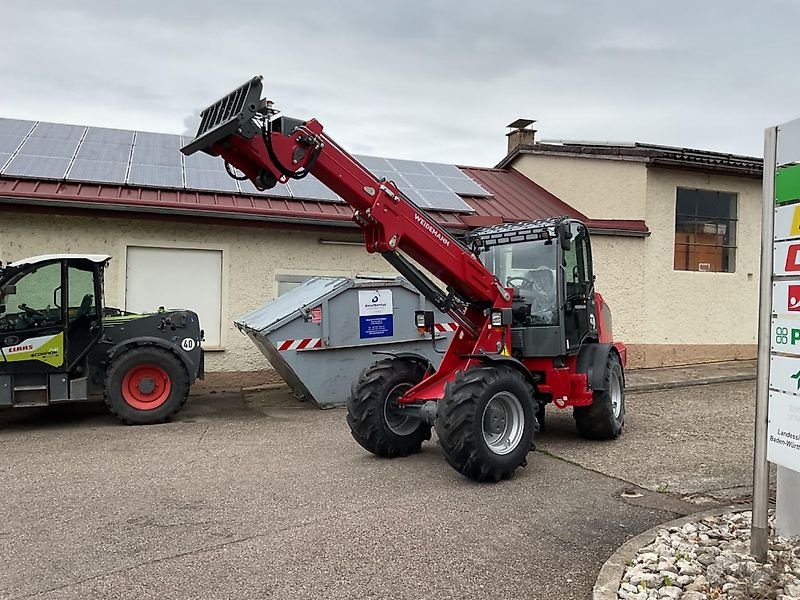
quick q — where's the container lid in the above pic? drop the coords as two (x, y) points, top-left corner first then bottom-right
(235, 277), (349, 334)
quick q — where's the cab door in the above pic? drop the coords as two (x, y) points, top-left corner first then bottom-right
(0, 260), (67, 375)
(563, 223), (595, 353)
(65, 259), (102, 371)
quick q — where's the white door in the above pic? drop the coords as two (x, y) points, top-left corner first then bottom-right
(125, 247), (223, 347)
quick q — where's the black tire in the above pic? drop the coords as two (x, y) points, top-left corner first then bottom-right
(435, 365), (536, 482)
(105, 346), (190, 425)
(346, 358), (432, 458)
(574, 352), (625, 440)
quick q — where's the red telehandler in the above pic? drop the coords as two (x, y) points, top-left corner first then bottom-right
(182, 77), (627, 482)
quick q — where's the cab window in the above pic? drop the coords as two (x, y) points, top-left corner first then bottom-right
(0, 263), (64, 332)
(68, 264), (96, 324)
(482, 240), (559, 325)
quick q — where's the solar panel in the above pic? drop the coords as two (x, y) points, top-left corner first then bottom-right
(134, 132), (182, 148)
(183, 149), (222, 170)
(128, 164), (183, 188)
(17, 136), (81, 159)
(67, 159), (129, 184)
(185, 168), (239, 192)
(371, 170), (410, 187)
(439, 175), (489, 196)
(131, 145), (182, 168)
(75, 141), (132, 162)
(353, 154), (391, 172)
(420, 161), (464, 178)
(0, 119), (481, 213)
(402, 173), (451, 192)
(3, 155), (72, 179)
(397, 187), (426, 205)
(83, 127), (134, 145)
(30, 122), (85, 141)
(352, 153), (487, 210)
(0, 133), (26, 154)
(287, 174), (342, 202)
(385, 157), (429, 175)
(0, 118), (35, 136)
(417, 190), (475, 213)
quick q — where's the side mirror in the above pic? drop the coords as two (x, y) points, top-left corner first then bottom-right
(558, 223), (572, 251)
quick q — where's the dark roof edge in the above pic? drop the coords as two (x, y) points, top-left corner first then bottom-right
(0, 195), (474, 233)
(587, 227), (650, 238)
(497, 143), (763, 177)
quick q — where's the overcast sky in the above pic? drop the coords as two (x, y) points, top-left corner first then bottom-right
(0, 1), (797, 166)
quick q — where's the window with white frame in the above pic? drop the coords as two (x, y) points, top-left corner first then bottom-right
(125, 247), (223, 347)
(275, 274), (316, 296)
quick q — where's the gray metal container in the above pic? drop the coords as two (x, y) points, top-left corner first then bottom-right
(235, 276), (456, 408)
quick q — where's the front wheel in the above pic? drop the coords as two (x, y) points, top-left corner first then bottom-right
(435, 365), (536, 482)
(105, 346), (190, 425)
(574, 352), (625, 439)
(346, 358), (432, 458)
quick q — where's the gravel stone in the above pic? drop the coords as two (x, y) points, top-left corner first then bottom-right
(658, 586), (682, 599)
(639, 552), (659, 564)
(617, 511), (800, 600)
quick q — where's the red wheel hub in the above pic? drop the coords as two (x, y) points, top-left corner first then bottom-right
(121, 364), (172, 410)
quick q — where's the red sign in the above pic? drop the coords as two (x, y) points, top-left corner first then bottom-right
(786, 244), (800, 272)
(789, 285), (800, 312)
(311, 306), (322, 324)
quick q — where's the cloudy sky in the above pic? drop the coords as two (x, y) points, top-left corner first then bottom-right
(0, 1), (797, 166)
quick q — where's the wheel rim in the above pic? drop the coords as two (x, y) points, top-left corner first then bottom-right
(383, 382), (420, 436)
(610, 369), (623, 420)
(121, 364), (172, 411)
(482, 391), (525, 455)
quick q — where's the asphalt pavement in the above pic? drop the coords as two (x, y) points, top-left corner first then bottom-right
(0, 387), (707, 600)
(539, 380), (759, 502)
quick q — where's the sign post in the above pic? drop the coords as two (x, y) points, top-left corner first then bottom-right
(753, 119), (800, 558)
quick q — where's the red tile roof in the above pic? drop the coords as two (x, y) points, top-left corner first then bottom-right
(0, 167), (648, 235)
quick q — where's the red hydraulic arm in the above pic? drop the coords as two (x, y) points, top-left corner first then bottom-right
(182, 77), (512, 400)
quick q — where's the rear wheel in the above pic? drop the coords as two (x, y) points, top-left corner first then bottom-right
(435, 365), (536, 482)
(574, 352), (625, 439)
(105, 346), (189, 425)
(346, 358), (432, 457)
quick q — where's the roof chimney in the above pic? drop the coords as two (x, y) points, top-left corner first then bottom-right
(506, 118), (537, 154)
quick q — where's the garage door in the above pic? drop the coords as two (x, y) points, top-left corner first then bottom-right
(125, 247), (223, 347)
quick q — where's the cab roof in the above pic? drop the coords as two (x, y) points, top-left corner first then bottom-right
(7, 254), (111, 268)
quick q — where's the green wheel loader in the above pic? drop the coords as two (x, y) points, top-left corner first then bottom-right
(0, 254), (204, 424)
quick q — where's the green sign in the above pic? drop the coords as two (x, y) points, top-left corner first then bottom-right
(776, 163), (800, 205)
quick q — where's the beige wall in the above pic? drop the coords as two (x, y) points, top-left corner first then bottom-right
(0, 210), (392, 378)
(590, 234), (646, 345)
(642, 168), (761, 347)
(511, 152), (761, 366)
(511, 153), (649, 220)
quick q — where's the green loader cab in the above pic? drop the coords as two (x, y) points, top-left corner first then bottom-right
(0, 254), (204, 424)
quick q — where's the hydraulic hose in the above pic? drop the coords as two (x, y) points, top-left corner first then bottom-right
(261, 119), (322, 181)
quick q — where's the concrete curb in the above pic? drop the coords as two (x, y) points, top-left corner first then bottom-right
(626, 373), (755, 393)
(592, 504), (747, 600)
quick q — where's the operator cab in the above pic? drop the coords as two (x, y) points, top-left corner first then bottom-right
(0, 255), (108, 406)
(470, 217), (596, 358)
